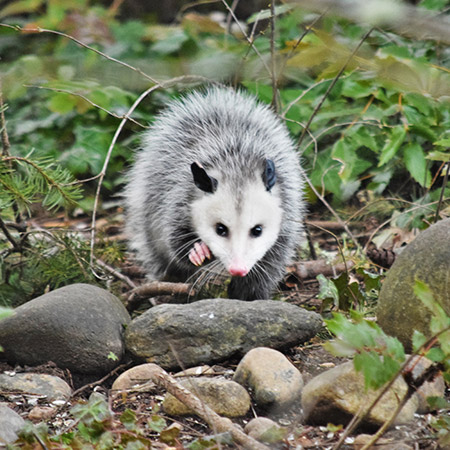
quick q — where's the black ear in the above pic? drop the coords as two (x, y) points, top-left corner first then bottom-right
(262, 159), (276, 191)
(191, 162), (218, 193)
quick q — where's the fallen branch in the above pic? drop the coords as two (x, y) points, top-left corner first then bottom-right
(126, 281), (194, 310)
(287, 259), (355, 280)
(141, 363), (270, 450)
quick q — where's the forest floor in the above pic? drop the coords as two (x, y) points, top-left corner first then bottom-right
(0, 210), (445, 449)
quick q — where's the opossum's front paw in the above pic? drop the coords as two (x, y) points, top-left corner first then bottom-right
(189, 241), (212, 266)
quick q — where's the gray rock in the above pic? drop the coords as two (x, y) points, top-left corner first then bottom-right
(301, 362), (418, 429)
(125, 298), (322, 369)
(0, 372), (72, 402)
(0, 284), (131, 374)
(377, 218), (450, 351)
(162, 377), (251, 417)
(244, 417), (286, 444)
(233, 347), (303, 410)
(0, 404), (25, 445)
(405, 355), (445, 414)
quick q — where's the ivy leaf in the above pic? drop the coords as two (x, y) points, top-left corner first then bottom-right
(378, 126), (406, 166)
(403, 142), (431, 187)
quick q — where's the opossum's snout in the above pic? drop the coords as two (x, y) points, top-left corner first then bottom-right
(228, 259), (249, 277)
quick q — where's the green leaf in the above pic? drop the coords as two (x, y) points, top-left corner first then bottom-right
(48, 92), (78, 114)
(412, 329), (428, 352)
(419, 0), (448, 11)
(341, 79), (375, 99)
(434, 138), (450, 147)
(151, 30), (190, 54)
(148, 415), (167, 433)
(425, 347), (445, 363)
(403, 143), (432, 187)
(247, 4), (294, 23)
(426, 151), (450, 162)
(0, 307), (14, 321)
(317, 274), (339, 307)
(378, 126), (406, 166)
(71, 392), (110, 425)
(120, 409), (137, 431)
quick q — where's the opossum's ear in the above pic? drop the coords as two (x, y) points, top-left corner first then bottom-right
(263, 159), (276, 191)
(191, 162), (218, 193)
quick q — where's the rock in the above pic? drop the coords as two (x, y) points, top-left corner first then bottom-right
(0, 404), (25, 445)
(0, 284), (131, 374)
(404, 355), (445, 414)
(244, 417), (286, 444)
(112, 364), (157, 392)
(233, 347), (303, 410)
(174, 365), (214, 377)
(301, 362), (418, 429)
(353, 434), (413, 450)
(0, 372), (72, 402)
(162, 377), (251, 417)
(28, 405), (57, 421)
(125, 298), (322, 369)
(377, 218), (450, 351)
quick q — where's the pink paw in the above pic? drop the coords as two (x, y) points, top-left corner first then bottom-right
(189, 241), (212, 266)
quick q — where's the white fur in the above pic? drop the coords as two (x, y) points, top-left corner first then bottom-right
(191, 179), (282, 275)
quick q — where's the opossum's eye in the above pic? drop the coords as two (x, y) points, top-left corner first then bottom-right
(215, 223), (229, 237)
(250, 225), (263, 237)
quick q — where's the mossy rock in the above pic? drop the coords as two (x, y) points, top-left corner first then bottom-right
(377, 218), (450, 351)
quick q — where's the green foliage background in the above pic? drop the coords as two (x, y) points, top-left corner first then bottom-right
(0, 0), (449, 303)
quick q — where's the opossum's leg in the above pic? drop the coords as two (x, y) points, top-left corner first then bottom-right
(188, 241), (212, 266)
(228, 273), (273, 301)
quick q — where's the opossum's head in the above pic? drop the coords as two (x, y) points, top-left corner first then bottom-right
(190, 160), (282, 277)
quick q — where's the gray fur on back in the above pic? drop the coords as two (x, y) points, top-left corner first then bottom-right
(124, 87), (305, 300)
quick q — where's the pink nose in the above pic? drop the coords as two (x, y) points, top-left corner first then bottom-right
(229, 265), (249, 277)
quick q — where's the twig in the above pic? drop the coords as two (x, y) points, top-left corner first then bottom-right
(225, 0), (240, 35)
(297, 27), (373, 148)
(94, 257), (137, 289)
(435, 162), (449, 223)
(0, 24), (159, 84)
(141, 363), (270, 450)
(71, 363), (129, 397)
(0, 78), (11, 157)
(24, 85), (148, 128)
(270, 0), (278, 111)
(302, 170), (362, 249)
(0, 216), (19, 250)
(129, 281), (193, 298)
(220, 0), (272, 77)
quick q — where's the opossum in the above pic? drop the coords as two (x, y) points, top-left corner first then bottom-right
(124, 87), (304, 300)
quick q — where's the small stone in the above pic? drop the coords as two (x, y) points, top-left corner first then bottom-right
(301, 362), (418, 429)
(28, 406), (57, 421)
(244, 417), (286, 443)
(111, 364), (157, 392)
(353, 434), (413, 450)
(163, 377), (250, 417)
(233, 347), (303, 410)
(0, 373), (72, 402)
(174, 365), (214, 377)
(0, 404), (25, 445)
